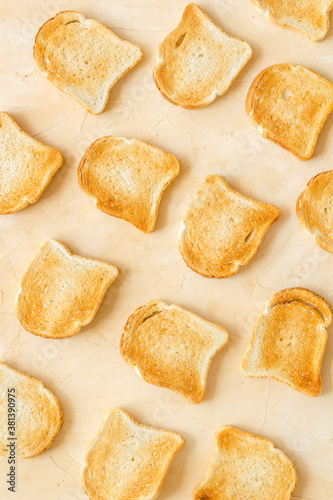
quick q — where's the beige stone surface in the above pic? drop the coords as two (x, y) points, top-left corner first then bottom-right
(0, 1), (332, 499)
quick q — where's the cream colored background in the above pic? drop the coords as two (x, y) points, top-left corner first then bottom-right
(0, 0), (333, 499)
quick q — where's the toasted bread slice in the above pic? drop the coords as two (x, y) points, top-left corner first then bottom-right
(0, 112), (63, 214)
(241, 288), (332, 397)
(120, 300), (228, 404)
(179, 175), (280, 278)
(78, 136), (179, 233)
(250, 0), (333, 42)
(297, 170), (333, 253)
(81, 408), (184, 500)
(246, 63), (333, 160)
(0, 362), (63, 458)
(16, 239), (118, 339)
(192, 425), (297, 500)
(33, 11), (143, 114)
(153, 3), (252, 109)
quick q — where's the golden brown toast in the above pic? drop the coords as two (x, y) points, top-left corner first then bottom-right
(297, 170), (333, 253)
(179, 175), (280, 278)
(81, 408), (184, 500)
(246, 63), (333, 160)
(192, 425), (297, 500)
(16, 239), (118, 339)
(250, 0), (333, 41)
(120, 300), (228, 403)
(0, 362), (63, 458)
(153, 3), (252, 109)
(241, 288), (332, 396)
(78, 136), (180, 233)
(0, 112), (63, 214)
(34, 11), (143, 114)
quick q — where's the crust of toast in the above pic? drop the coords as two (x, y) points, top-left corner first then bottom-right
(33, 11), (143, 114)
(250, 0), (333, 42)
(153, 3), (252, 109)
(0, 362), (63, 458)
(179, 175), (280, 278)
(0, 112), (63, 214)
(15, 239), (118, 339)
(78, 136), (180, 233)
(81, 408), (184, 500)
(192, 425), (297, 500)
(120, 300), (228, 403)
(297, 170), (333, 254)
(246, 63), (333, 160)
(241, 287), (333, 396)
(267, 287), (333, 327)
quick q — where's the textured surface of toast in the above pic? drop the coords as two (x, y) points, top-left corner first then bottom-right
(0, 362), (63, 458)
(241, 288), (332, 396)
(246, 63), (333, 160)
(120, 300), (228, 403)
(0, 112), (63, 214)
(192, 425), (297, 500)
(16, 239), (118, 339)
(78, 136), (180, 232)
(81, 408), (184, 500)
(250, 0), (333, 41)
(153, 3), (252, 109)
(33, 11), (143, 114)
(297, 170), (333, 253)
(179, 175), (280, 278)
